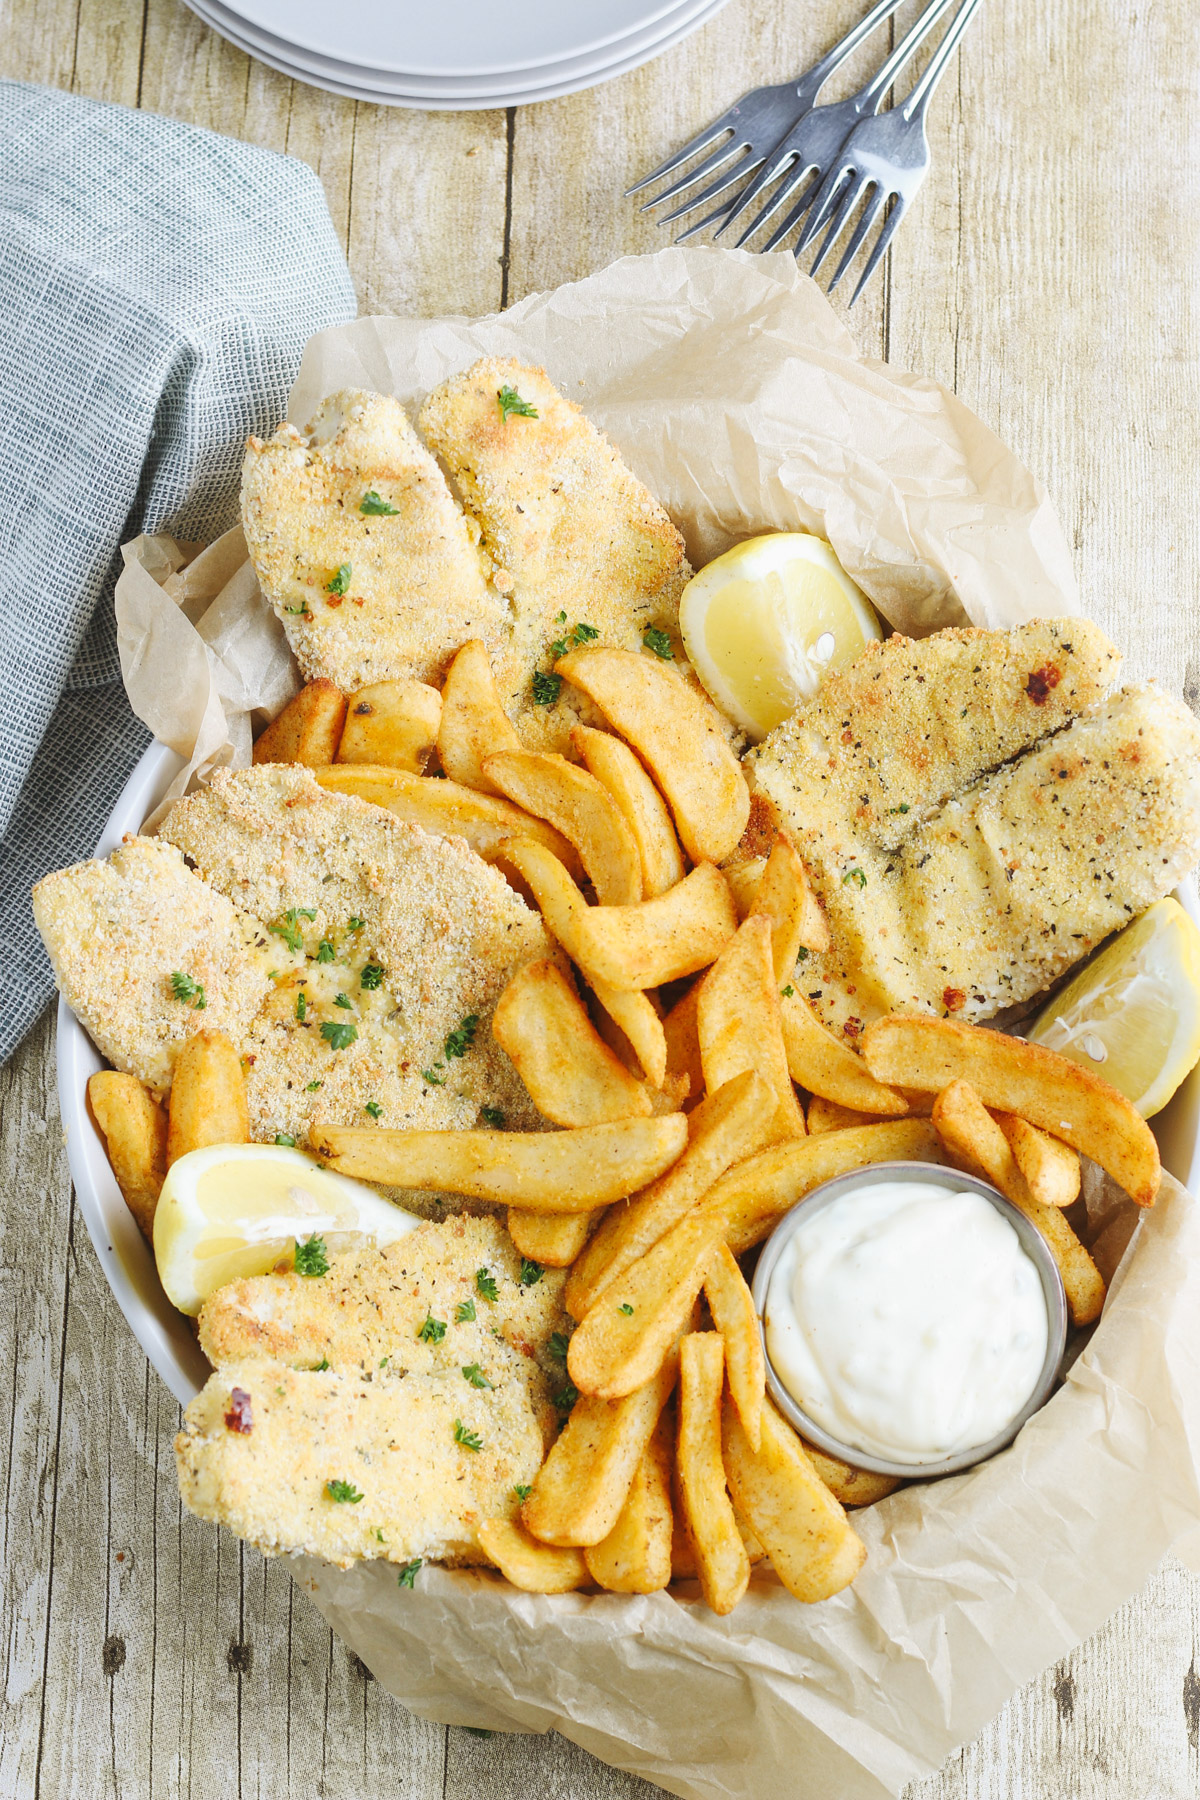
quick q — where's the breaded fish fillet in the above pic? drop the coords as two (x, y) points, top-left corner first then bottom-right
(747, 624), (1200, 1032)
(198, 1215), (569, 1445)
(32, 836), (274, 1095)
(418, 358), (691, 749)
(241, 389), (511, 691)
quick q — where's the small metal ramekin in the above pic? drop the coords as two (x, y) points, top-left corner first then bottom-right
(750, 1160), (1068, 1481)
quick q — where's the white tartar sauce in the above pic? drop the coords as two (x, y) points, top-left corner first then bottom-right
(764, 1179), (1049, 1465)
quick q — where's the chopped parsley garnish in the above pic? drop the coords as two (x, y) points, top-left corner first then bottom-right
(284, 603), (309, 616)
(347, 916), (366, 933)
(306, 1079), (323, 1091)
(481, 1106), (505, 1129)
(547, 1331), (569, 1363)
(497, 384), (538, 422)
(782, 984), (794, 997)
(454, 1419), (483, 1452)
(444, 1014), (479, 1060)
(325, 1479), (363, 1504)
(294, 1234), (329, 1277)
(314, 1356), (330, 1371)
(556, 611), (567, 624)
(532, 670), (562, 706)
(842, 866), (868, 888)
(797, 946), (810, 961)
(642, 627), (674, 660)
(889, 802), (911, 815)
(321, 1020), (358, 1051)
(461, 1363), (494, 1389)
(316, 939), (335, 963)
(270, 907), (316, 953)
(573, 620), (600, 642)
(418, 1314), (447, 1344)
(170, 971), (207, 1010)
(422, 1064), (447, 1086)
(379, 1355), (389, 1368)
(618, 1303), (634, 1316)
(365, 1100), (383, 1120)
(549, 620), (599, 659)
(360, 489), (399, 515)
(334, 992), (353, 1009)
(397, 1558), (422, 1588)
(295, 991), (307, 1021)
(553, 1381), (580, 1413)
(375, 1528), (386, 1542)
(326, 563), (352, 597)
(476, 1268), (500, 1303)
(513, 1483), (532, 1503)
(360, 963), (385, 990)
(275, 1132), (296, 1147)
(520, 1259), (544, 1288)
(455, 1298), (476, 1324)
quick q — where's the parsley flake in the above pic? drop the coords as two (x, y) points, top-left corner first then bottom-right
(547, 1331), (569, 1363)
(295, 991), (307, 1021)
(782, 984), (794, 998)
(455, 1298), (476, 1324)
(334, 991), (353, 1009)
(422, 1064), (447, 1086)
(642, 627), (674, 660)
(842, 866), (868, 889)
(306, 1080), (323, 1092)
(294, 1235), (329, 1277)
(553, 1381), (580, 1413)
(316, 939), (335, 964)
(889, 802), (911, 815)
(275, 1132), (296, 1147)
(444, 1014), (479, 1060)
(532, 670), (562, 706)
(461, 1363), (494, 1390)
(618, 1303), (634, 1316)
(270, 908), (315, 953)
(360, 489), (399, 515)
(418, 1314), (447, 1344)
(321, 1020), (358, 1051)
(347, 916), (366, 933)
(314, 1356), (330, 1371)
(797, 946), (810, 961)
(365, 1100), (383, 1120)
(170, 971), (207, 1010)
(326, 563), (352, 597)
(360, 962), (385, 989)
(481, 1106), (505, 1129)
(556, 611), (567, 625)
(476, 1268), (500, 1303)
(513, 1483), (532, 1503)
(283, 603), (309, 616)
(520, 1259), (544, 1288)
(326, 1479), (363, 1504)
(397, 1558), (422, 1588)
(454, 1419), (484, 1452)
(573, 620), (600, 642)
(497, 384), (538, 422)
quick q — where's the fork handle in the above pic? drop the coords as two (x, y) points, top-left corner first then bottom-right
(795, 0), (910, 106)
(902, 0), (985, 117)
(858, 0), (962, 108)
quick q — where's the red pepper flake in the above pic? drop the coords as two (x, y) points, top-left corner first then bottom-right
(942, 987), (966, 1013)
(225, 1387), (253, 1434)
(1025, 664), (1061, 705)
(842, 1016), (862, 1038)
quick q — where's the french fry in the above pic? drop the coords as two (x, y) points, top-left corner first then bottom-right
(799, 1440), (902, 1508)
(573, 863), (738, 991)
(931, 1080), (1105, 1326)
(310, 1114), (687, 1210)
(722, 857), (767, 921)
(678, 1334), (750, 1615)
(663, 981), (704, 1110)
(722, 1398), (866, 1603)
(556, 647), (750, 865)
(583, 1411), (674, 1593)
(87, 1071), (168, 1238)
(993, 1111), (1081, 1208)
(484, 750), (643, 906)
(697, 915), (806, 1142)
(253, 678), (347, 767)
(704, 1243), (765, 1451)
(571, 724), (684, 899)
(805, 1095), (893, 1135)
(861, 1014), (1161, 1208)
(506, 1208), (594, 1268)
(781, 991), (908, 1116)
(588, 979), (669, 1088)
(336, 678), (442, 772)
(437, 639), (521, 792)
(492, 960), (652, 1125)
(314, 767), (582, 879)
(567, 1208), (725, 1399)
(751, 832), (830, 972)
(522, 1352), (678, 1546)
(669, 1461), (764, 1579)
(166, 1031), (249, 1167)
(565, 1071), (775, 1321)
(477, 1519), (588, 1593)
(705, 1118), (946, 1255)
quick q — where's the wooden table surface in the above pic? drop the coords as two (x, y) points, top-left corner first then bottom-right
(4, 0), (1200, 1794)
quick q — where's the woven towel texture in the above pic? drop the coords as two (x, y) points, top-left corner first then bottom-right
(0, 80), (356, 1062)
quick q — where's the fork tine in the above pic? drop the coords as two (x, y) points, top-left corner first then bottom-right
(676, 197), (737, 242)
(796, 159), (852, 253)
(713, 141), (801, 239)
(809, 174), (866, 276)
(741, 169), (820, 248)
(653, 154), (757, 225)
(759, 175), (822, 252)
(638, 135), (746, 212)
(731, 157), (815, 245)
(626, 117), (737, 197)
(827, 185), (886, 293)
(848, 195), (907, 304)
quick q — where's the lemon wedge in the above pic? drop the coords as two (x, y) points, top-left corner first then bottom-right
(678, 531), (884, 740)
(1027, 898), (1200, 1117)
(153, 1142), (420, 1315)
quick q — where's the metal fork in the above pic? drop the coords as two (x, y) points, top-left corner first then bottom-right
(625, 0), (914, 234)
(796, 0), (985, 303)
(720, 0), (960, 249)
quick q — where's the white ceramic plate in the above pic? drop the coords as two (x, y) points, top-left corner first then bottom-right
(198, 0), (722, 101)
(185, 0), (731, 107)
(57, 737), (1200, 1408)
(222, 0), (696, 77)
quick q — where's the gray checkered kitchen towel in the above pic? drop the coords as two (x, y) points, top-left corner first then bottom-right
(0, 82), (357, 1062)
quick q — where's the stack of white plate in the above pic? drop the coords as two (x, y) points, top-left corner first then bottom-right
(184, 0), (734, 109)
